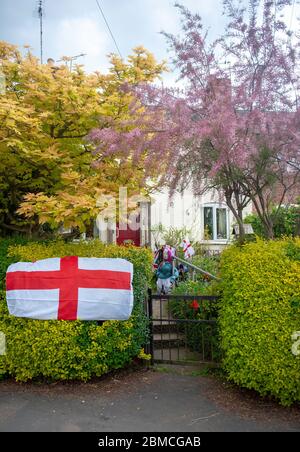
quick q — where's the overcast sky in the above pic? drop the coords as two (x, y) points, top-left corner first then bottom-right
(0, 0), (227, 82)
(0, 0), (298, 84)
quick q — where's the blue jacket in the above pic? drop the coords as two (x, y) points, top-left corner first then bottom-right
(156, 262), (173, 280)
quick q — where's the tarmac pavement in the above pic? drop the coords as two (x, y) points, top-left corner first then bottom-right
(0, 366), (299, 432)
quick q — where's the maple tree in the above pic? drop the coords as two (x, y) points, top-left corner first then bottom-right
(91, 1), (300, 241)
(0, 42), (165, 234)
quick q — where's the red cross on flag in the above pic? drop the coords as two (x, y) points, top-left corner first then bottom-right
(6, 256), (133, 321)
(181, 239), (195, 259)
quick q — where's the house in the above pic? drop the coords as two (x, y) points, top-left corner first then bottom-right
(149, 188), (253, 252)
(93, 187), (253, 252)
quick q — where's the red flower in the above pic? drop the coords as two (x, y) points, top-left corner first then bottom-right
(190, 300), (200, 310)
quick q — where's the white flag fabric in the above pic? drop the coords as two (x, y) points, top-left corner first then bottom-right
(181, 239), (195, 259)
(6, 256), (134, 321)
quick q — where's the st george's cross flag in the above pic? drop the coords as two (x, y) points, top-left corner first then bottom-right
(6, 256), (133, 321)
(180, 239), (195, 259)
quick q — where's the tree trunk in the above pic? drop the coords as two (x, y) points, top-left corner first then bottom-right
(235, 216), (246, 244)
(250, 195), (275, 240)
(295, 209), (300, 237)
(225, 194), (245, 244)
(263, 217), (274, 239)
(1, 223), (28, 233)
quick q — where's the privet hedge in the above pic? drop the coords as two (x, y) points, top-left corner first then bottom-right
(219, 238), (300, 406)
(0, 240), (152, 381)
(0, 237), (30, 290)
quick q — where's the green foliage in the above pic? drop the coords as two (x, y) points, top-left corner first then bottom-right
(191, 255), (220, 280)
(0, 240), (152, 381)
(172, 278), (216, 299)
(189, 241), (209, 257)
(0, 41), (101, 234)
(219, 238), (300, 405)
(0, 237), (31, 290)
(170, 279), (221, 361)
(151, 224), (191, 253)
(151, 224), (211, 261)
(244, 204), (300, 238)
(0, 42), (165, 234)
(284, 240), (300, 262)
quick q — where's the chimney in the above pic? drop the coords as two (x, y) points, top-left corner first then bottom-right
(47, 58), (55, 67)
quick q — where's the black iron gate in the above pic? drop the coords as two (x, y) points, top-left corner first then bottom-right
(146, 290), (220, 365)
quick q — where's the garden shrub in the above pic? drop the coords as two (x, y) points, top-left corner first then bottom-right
(190, 255), (220, 280)
(170, 279), (221, 361)
(285, 240), (300, 262)
(219, 238), (300, 405)
(0, 240), (152, 381)
(244, 203), (300, 238)
(0, 237), (30, 290)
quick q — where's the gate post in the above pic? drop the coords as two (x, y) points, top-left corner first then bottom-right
(147, 288), (154, 365)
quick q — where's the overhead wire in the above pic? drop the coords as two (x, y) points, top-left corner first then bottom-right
(95, 0), (123, 59)
(288, 0), (296, 32)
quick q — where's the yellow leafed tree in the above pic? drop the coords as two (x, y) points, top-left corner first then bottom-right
(0, 42), (165, 235)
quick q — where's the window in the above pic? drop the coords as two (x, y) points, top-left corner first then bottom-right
(203, 204), (229, 241)
(204, 207), (214, 240)
(216, 208), (227, 239)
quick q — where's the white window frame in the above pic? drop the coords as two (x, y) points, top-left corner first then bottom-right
(202, 203), (230, 243)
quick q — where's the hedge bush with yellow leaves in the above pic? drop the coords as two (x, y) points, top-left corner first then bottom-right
(0, 240), (152, 381)
(219, 238), (300, 406)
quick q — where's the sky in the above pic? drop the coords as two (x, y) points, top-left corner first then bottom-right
(0, 0), (298, 85)
(0, 0), (227, 83)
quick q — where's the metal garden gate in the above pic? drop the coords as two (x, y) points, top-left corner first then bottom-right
(146, 290), (220, 365)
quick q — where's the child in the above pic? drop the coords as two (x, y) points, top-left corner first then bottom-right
(156, 246), (178, 294)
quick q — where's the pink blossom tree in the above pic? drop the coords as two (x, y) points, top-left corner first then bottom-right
(89, 0), (300, 241)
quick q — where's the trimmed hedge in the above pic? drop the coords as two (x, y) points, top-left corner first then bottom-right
(219, 238), (300, 405)
(0, 240), (152, 381)
(0, 237), (30, 291)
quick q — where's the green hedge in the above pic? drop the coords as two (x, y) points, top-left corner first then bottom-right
(0, 240), (152, 381)
(244, 204), (300, 238)
(219, 238), (300, 405)
(0, 237), (31, 291)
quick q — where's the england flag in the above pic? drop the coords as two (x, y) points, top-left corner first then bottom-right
(6, 256), (134, 321)
(181, 239), (195, 259)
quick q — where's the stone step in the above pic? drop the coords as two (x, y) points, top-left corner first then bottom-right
(154, 333), (184, 341)
(153, 323), (179, 334)
(153, 347), (204, 363)
(153, 333), (185, 349)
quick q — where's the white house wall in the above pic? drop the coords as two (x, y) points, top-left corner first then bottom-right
(150, 188), (252, 251)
